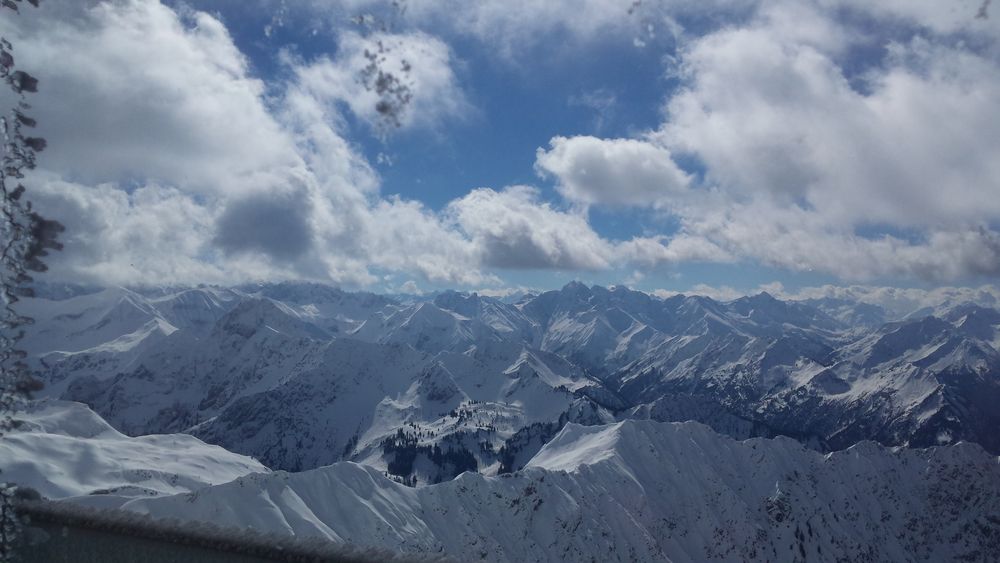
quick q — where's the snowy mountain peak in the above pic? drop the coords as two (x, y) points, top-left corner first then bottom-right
(14, 399), (121, 440)
(560, 280), (590, 294)
(213, 297), (328, 341)
(432, 289), (480, 313)
(0, 400), (268, 501)
(525, 421), (630, 472)
(527, 418), (753, 474)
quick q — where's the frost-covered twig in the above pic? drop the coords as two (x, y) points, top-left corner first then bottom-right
(1, 1), (62, 559)
(352, 1), (413, 137)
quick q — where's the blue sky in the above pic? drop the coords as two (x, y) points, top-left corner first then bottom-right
(209, 2), (675, 206)
(6, 0), (1000, 297)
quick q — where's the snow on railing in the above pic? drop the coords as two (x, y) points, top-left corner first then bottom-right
(13, 494), (448, 563)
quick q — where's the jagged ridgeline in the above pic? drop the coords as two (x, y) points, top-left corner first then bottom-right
(18, 281), (1000, 480)
(6, 281), (1000, 560)
(46, 417), (1000, 562)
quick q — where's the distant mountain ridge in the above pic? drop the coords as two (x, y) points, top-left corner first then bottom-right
(19, 281), (1000, 482)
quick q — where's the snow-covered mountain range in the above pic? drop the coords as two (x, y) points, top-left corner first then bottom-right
(118, 419), (1000, 562)
(7, 401), (997, 561)
(7, 281), (1000, 560)
(20, 281), (1000, 481)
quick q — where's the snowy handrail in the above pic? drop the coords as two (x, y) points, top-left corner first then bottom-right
(15, 497), (446, 563)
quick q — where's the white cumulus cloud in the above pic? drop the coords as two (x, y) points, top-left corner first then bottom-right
(535, 136), (690, 208)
